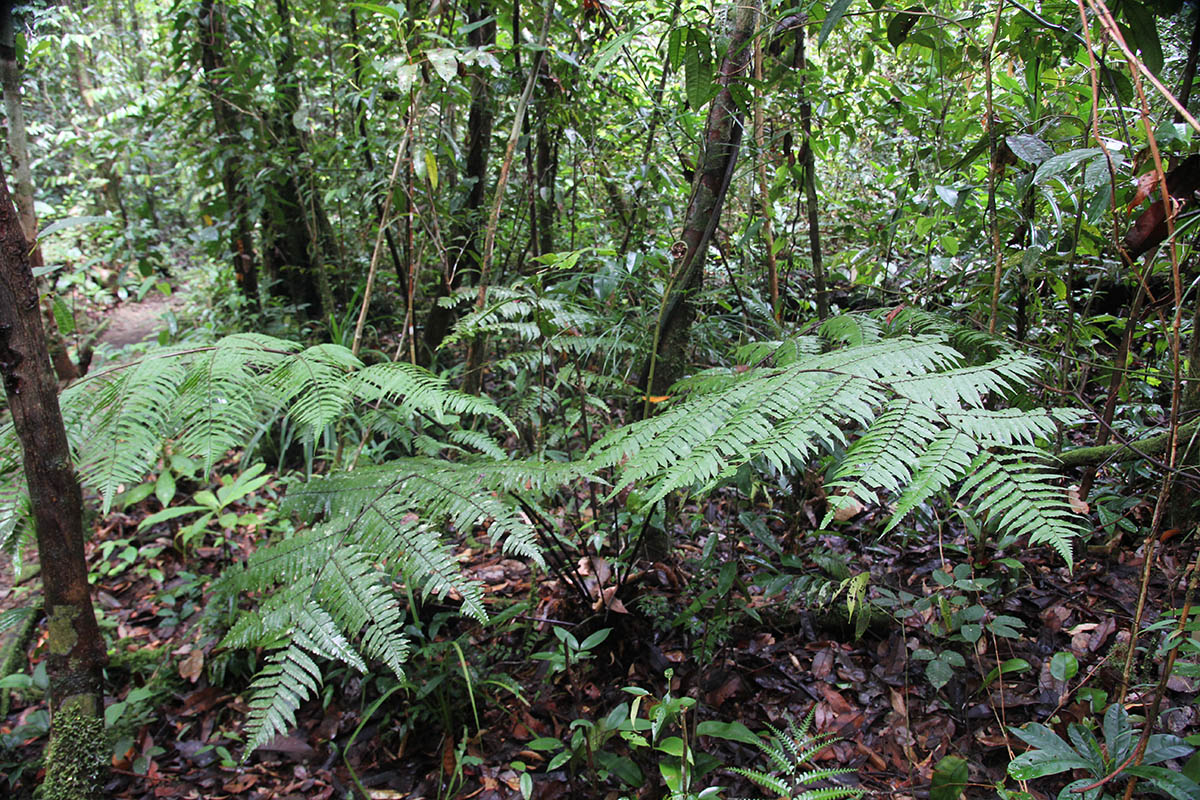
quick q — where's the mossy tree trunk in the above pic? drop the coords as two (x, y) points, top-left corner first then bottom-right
(0, 163), (107, 799)
(637, 0), (759, 409)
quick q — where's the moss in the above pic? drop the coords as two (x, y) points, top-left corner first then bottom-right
(46, 606), (79, 657)
(40, 696), (108, 800)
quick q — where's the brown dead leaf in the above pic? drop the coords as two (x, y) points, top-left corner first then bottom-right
(1129, 169), (1163, 210)
(812, 649), (834, 680)
(1066, 486), (1090, 514)
(178, 648), (204, 683)
(817, 684), (853, 714)
(832, 494), (865, 522)
(591, 585), (628, 613)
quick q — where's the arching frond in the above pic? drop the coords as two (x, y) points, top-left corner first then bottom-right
(592, 331), (1085, 564)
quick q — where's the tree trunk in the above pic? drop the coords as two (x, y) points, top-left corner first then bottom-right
(262, 0), (332, 318)
(1, 4), (83, 381)
(534, 92), (558, 258)
(198, 0), (258, 304)
(422, 0), (495, 363)
(794, 19), (827, 320)
(637, 0), (758, 409)
(0, 161), (107, 800)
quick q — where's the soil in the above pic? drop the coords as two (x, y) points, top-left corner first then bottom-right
(97, 290), (188, 350)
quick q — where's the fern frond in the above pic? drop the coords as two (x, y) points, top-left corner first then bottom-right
(959, 449), (1081, 567)
(826, 400), (938, 505)
(350, 361), (515, 433)
(731, 708), (865, 800)
(284, 458), (550, 567)
(820, 313), (882, 346)
(242, 639), (323, 754)
(886, 306), (1014, 356)
(594, 329), (1084, 560)
(267, 343), (361, 433)
(885, 430), (978, 531)
(71, 352), (188, 511)
(318, 542), (410, 675)
(175, 335), (286, 474)
(892, 355), (1040, 410)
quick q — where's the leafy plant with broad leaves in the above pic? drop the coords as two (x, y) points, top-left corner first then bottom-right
(1007, 703), (1199, 800)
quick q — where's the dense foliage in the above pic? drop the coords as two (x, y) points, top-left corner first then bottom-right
(1, 0), (1200, 797)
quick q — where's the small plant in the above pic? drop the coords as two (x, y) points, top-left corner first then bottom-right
(1007, 702), (1198, 800)
(731, 708), (865, 800)
(531, 626), (611, 678)
(136, 463), (271, 552)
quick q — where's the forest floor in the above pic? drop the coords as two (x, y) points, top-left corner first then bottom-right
(0, 294), (1195, 800)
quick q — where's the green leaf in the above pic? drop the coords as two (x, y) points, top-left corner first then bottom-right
(1050, 652), (1078, 682)
(982, 658), (1030, 689)
(426, 48), (458, 82)
(1008, 724), (1093, 779)
(926, 657), (954, 689)
(137, 504), (207, 531)
(36, 215), (111, 240)
(155, 470), (176, 507)
(1034, 148), (1103, 185)
(696, 719), (761, 746)
(1125, 765), (1200, 800)
(931, 755), (969, 800)
(935, 185), (958, 208)
(527, 736), (563, 751)
(1006, 134), (1054, 165)
(684, 30), (712, 111)
(51, 296), (74, 335)
(586, 29), (635, 80)
(818, 0), (856, 49)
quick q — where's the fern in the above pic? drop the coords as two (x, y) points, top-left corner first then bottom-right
(209, 453), (574, 752)
(50, 334), (511, 509)
(731, 708), (865, 800)
(591, 328), (1086, 566)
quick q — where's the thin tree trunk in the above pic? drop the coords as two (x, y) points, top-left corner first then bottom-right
(753, 18), (778, 321)
(422, 0), (496, 363)
(636, 0), (758, 411)
(198, 0), (258, 304)
(0, 160), (107, 800)
(1, 4), (83, 381)
(533, 68), (558, 258)
(462, 0), (555, 395)
(795, 19), (826, 320)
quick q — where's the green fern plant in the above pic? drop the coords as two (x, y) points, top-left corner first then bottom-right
(730, 708), (865, 800)
(591, 319), (1085, 566)
(0, 333), (562, 755)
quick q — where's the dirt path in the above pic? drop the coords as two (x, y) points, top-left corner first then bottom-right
(97, 290), (188, 349)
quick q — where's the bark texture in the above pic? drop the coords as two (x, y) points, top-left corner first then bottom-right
(422, 0), (496, 363)
(198, 0), (259, 303)
(638, 0), (758, 406)
(0, 162), (106, 798)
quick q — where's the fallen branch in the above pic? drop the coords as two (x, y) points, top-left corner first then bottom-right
(1057, 417), (1200, 467)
